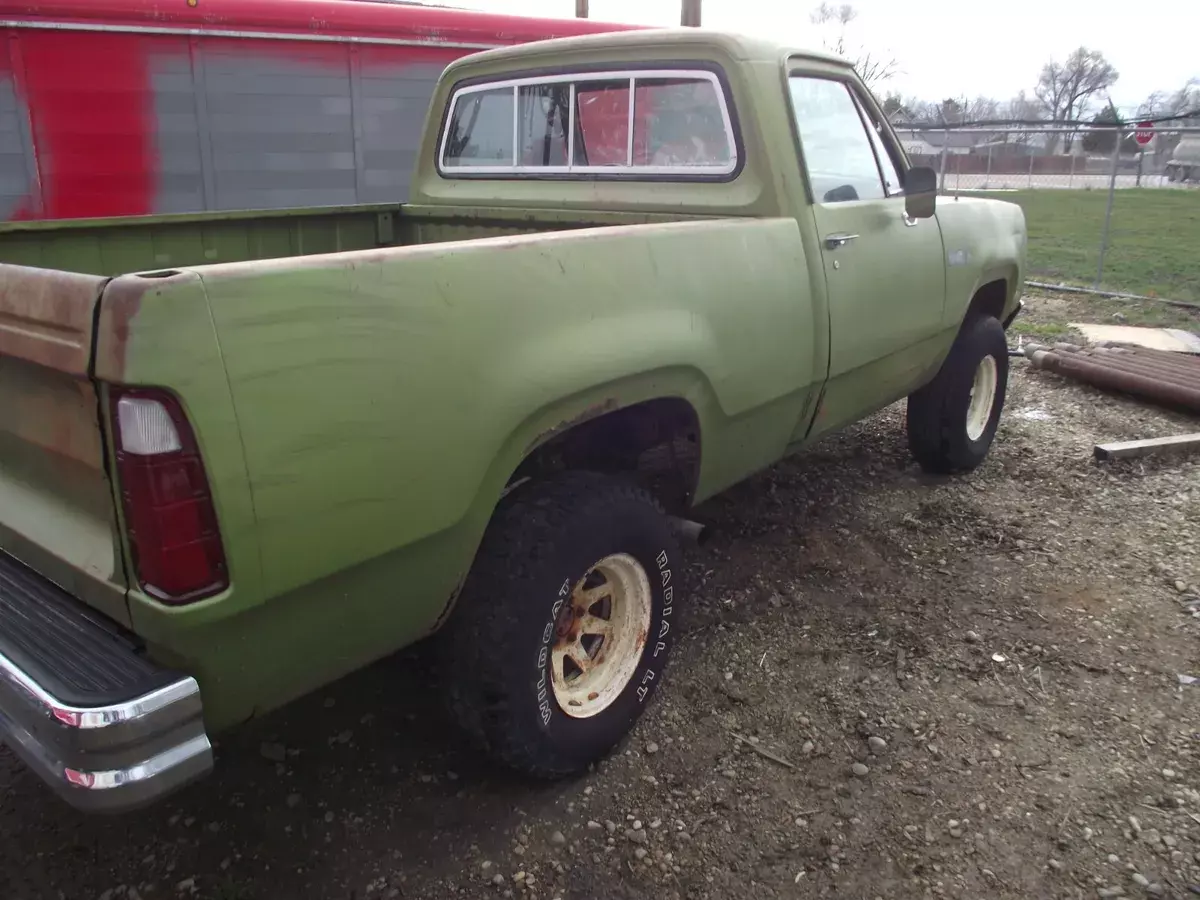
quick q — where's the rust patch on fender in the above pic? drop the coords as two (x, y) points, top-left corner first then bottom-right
(526, 397), (619, 454)
(93, 271), (198, 382)
(92, 275), (152, 382)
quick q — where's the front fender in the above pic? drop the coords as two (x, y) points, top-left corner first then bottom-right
(937, 196), (1026, 328)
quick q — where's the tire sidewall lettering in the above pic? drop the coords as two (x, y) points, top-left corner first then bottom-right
(535, 545), (676, 729)
(640, 547), (672, 702)
(535, 578), (573, 727)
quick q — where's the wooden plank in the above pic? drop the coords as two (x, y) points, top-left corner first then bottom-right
(1094, 433), (1200, 461)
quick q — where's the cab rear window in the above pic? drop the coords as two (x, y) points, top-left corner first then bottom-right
(439, 68), (738, 178)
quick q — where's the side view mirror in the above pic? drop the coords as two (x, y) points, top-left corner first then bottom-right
(903, 166), (938, 219)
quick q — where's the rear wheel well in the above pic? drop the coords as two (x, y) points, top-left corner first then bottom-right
(966, 279), (1008, 324)
(509, 399), (701, 514)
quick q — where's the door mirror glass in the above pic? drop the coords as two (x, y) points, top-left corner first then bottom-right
(904, 166), (937, 218)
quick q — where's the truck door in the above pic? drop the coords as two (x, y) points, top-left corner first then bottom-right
(787, 69), (948, 439)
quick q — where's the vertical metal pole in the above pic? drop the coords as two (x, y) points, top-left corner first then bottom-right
(1027, 152), (1034, 189)
(575, 0), (588, 17)
(1096, 135), (1121, 286)
(1068, 150), (1075, 189)
(938, 127), (949, 191)
(681, 0), (701, 26)
(984, 142), (992, 190)
(1136, 150), (1144, 187)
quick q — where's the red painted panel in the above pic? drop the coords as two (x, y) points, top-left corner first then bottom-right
(0, 0), (646, 221)
(15, 31), (156, 219)
(355, 41), (468, 71)
(0, 0), (639, 46)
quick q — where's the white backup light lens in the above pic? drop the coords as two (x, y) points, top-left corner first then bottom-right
(116, 396), (182, 456)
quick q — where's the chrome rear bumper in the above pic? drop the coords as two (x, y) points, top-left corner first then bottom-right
(0, 551), (212, 812)
(0, 655), (212, 812)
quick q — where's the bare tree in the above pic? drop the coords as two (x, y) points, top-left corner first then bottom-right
(1002, 89), (1043, 147)
(1138, 78), (1200, 159)
(1138, 78), (1199, 121)
(809, 3), (899, 90)
(1035, 47), (1118, 151)
(897, 96), (938, 125)
(966, 96), (1000, 123)
(1004, 90), (1042, 124)
(855, 51), (899, 89)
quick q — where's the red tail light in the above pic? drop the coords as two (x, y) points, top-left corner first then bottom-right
(110, 388), (228, 604)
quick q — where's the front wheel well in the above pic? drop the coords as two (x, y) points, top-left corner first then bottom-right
(508, 398), (702, 514)
(966, 278), (1008, 324)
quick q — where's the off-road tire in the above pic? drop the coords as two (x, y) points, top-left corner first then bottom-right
(440, 472), (682, 778)
(906, 314), (1009, 474)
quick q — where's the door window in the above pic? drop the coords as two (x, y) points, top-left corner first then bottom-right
(788, 76), (887, 203)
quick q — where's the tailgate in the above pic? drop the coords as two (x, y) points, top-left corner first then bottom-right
(0, 265), (129, 625)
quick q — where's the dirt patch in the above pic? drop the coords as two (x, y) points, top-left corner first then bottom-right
(2, 361), (1199, 900)
(1014, 293), (1200, 336)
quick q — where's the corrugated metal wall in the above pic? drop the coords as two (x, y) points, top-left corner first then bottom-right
(0, 29), (456, 221)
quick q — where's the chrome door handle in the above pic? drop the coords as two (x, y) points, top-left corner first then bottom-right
(824, 233), (859, 250)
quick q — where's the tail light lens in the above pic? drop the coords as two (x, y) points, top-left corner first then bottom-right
(111, 389), (228, 604)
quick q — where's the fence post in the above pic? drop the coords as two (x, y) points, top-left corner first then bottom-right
(984, 143), (992, 190)
(1096, 136), (1121, 286)
(938, 127), (949, 192)
(1068, 151), (1075, 189)
(1027, 152), (1034, 189)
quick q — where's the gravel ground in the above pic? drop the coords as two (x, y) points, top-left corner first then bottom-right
(3, 301), (1199, 900)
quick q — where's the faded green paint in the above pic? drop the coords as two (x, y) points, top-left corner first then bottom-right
(0, 207), (394, 277)
(0, 204), (715, 279)
(0, 29), (1025, 734)
(0, 356), (130, 625)
(115, 218), (816, 727)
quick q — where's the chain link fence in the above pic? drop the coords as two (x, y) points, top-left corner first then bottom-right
(896, 125), (1200, 303)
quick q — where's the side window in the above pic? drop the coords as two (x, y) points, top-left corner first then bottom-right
(788, 76), (885, 203)
(443, 87), (514, 167)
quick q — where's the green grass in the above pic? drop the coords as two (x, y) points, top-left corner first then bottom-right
(962, 189), (1200, 303)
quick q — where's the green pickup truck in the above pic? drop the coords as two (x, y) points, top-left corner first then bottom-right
(0, 28), (1025, 812)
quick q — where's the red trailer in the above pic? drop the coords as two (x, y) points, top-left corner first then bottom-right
(0, 0), (637, 222)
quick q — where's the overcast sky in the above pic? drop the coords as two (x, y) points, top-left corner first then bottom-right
(456, 0), (1198, 114)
